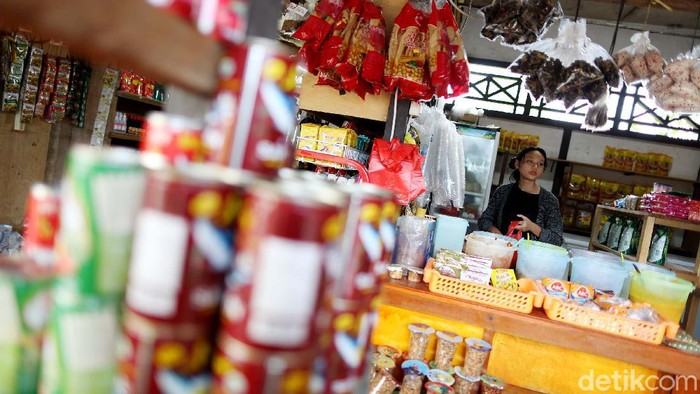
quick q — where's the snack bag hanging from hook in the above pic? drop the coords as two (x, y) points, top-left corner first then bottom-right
(428, 0), (451, 98)
(479, 0), (563, 47)
(294, 0), (348, 73)
(441, 1), (470, 97)
(612, 31), (665, 85)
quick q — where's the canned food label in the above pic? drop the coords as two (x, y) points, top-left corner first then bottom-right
(247, 236), (323, 347)
(127, 209), (189, 316)
(0, 283), (20, 342)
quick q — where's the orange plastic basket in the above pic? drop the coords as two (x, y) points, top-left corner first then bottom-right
(540, 292), (679, 345)
(423, 259), (543, 314)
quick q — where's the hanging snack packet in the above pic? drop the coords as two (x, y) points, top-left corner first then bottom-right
(612, 31), (665, 85)
(606, 217), (624, 250)
(384, 0), (431, 100)
(647, 47), (700, 114)
(441, 2), (469, 97)
(35, 55), (57, 118)
(294, 0), (348, 72)
(597, 215), (614, 244)
(319, 0), (362, 72)
(427, 0), (451, 98)
(360, 2), (387, 94)
(335, 1), (385, 95)
(617, 218), (639, 255)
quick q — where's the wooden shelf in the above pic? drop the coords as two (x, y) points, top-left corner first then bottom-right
(557, 159), (698, 184)
(109, 132), (141, 142)
(115, 91), (164, 107)
(380, 281), (700, 377)
(589, 240), (637, 261)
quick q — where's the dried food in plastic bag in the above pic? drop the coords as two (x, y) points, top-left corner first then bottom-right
(361, 2), (387, 93)
(278, 0), (316, 38)
(626, 303), (661, 323)
(293, 0), (346, 48)
(648, 226), (670, 265)
(647, 49), (700, 113)
(384, 0), (431, 100)
(612, 31), (665, 85)
(479, 0), (562, 47)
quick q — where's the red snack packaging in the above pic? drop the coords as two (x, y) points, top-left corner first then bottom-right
(293, 0), (347, 49)
(34, 55), (57, 118)
(384, 0), (431, 100)
(319, 0), (362, 72)
(336, 0), (386, 96)
(193, 0), (249, 45)
(428, 0), (451, 98)
(146, 0), (194, 21)
(441, 2), (470, 97)
(23, 184), (60, 267)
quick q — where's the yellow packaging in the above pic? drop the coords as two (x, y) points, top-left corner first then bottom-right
(647, 153), (660, 175)
(499, 130), (511, 152)
(542, 278), (570, 298)
(490, 269), (517, 291)
(567, 174), (586, 199)
(616, 184), (633, 199)
(634, 153), (648, 173)
(632, 185), (647, 196)
(583, 177), (600, 202)
(528, 135), (539, 147)
(602, 146), (616, 168)
(296, 123), (321, 162)
(599, 181), (619, 205)
(612, 149), (625, 170)
(622, 149), (637, 171)
(659, 154), (672, 176)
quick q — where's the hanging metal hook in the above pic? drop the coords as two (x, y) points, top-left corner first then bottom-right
(609, 0), (627, 54)
(574, 0), (582, 22)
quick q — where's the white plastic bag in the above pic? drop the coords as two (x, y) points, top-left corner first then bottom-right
(612, 31), (665, 85)
(647, 46), (700, 114)
(479, 0), (562, 47)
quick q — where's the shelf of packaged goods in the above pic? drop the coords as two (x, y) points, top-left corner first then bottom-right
(295, 149), (369, 182)
(116, 91), (164, 108)
(557, 160), (698, 184)
(109, 132), (142, 142)
(379, 280), (700, 377)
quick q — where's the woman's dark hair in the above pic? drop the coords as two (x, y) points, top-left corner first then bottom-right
(508, 146), (548, 183)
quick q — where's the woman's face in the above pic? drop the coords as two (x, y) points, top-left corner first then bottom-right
(516, 150), (546, 181)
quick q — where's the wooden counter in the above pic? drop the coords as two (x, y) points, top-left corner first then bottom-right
(380, 280), (700, 377)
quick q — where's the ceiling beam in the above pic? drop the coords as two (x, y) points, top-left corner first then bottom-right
(592, 0), (699, 13)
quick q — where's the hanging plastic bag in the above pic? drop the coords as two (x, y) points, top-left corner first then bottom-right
(384, 0), (432, 100)
(612, 31), (665, 85)
(646, 46), (700, 114)
(319, 0), (362, 71)
(368, 138), (426, 206)
(479, 0), (562, 47)
(360, 2), (387, 94)
(509, 19), (620, 129)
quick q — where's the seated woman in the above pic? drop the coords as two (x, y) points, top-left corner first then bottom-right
(478, 147), (563, 246)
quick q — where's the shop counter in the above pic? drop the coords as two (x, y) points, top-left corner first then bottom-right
(373, 280), (700, 394)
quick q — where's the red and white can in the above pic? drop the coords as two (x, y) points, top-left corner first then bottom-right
(116, 310), (214, 394)
(212, 331), (316, 394)
(125, 163), (252, 324)
(322, 184), (397, 393)
(141, 112), (207, 165)
(23, 183), (60, 267)
(204, 38), (297, 176)
(219, 179), (347, 351)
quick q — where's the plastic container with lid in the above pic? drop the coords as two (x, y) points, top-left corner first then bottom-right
(407, 323), (435, 360)
(424, 381), (455, 393)
(480, 374), (506, 394)
(462, 338), (492, 378)
(570, 256), (629, 296)
(516, 240), (570, 280)
(434, 331), (462, 370)
(630, 270), (694, 323)
(463, 231), (517, 269)
(620, 262), (675, 299)
(375, 344), (402, 365)
(453, 367), (480, 394)
(427, 369), (455, 386)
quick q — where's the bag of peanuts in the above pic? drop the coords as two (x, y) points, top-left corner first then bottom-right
(294, 0), (348, 72)
(442, 1), (470, 97)
(612, 31), (665, 85)
(384, 0), (432, 100)
(427, 0), (451, 98)
(360, 1), (387, 94)
(335, 0), (385, 97)
(319, 0), (362, 71)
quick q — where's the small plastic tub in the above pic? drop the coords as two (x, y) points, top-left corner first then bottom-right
(425, 381), (455, 394)
(453, 367), (480, 394)
(375, 344), (402, 365)
(407, 267), (424, 282)
(407, 323), (435, 360)
(462, 338), (491, 378)
(387, 264), (407, 280)
(427, 369), (455, 386)
(480, 374), (506, 394)
(434, 331), (462, 370)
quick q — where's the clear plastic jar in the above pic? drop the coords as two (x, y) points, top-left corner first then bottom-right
(368, 368), (399, 394)
(453, 367), (480, 394)
(434, 331), (462, 370)
(480, 374), (506, 394)
(462, 338), (492, 378)
(399, 374), (423, 394)
(407, 323), (435, 360)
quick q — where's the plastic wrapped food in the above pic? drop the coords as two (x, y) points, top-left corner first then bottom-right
(479, 0), (562, 47)
(647, 47), (700, 113)
(428, 0), (451, 98)
(441, 0), (470, 97)
(462, 338), (491, 378)
(648, 226), (670, 265)
(453, 367), (480, 394)
(384, 0), (431, 100)
(480, 374), (506, 394)
(387, 264), (407, 280)
(509, 19), (619, 129)
(435, 331), (462, 370)
(613, 32), (665, 85)
(369, 368), (400, 394)
(407, 323), (435, 360)
(400, 374), (423, 394)
(294, 0), (347, 72)
(407, 267), (424, 282)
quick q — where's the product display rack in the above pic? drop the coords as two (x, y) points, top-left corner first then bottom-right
(588, 205), (700, 335)
(108, 88), (164, 147)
